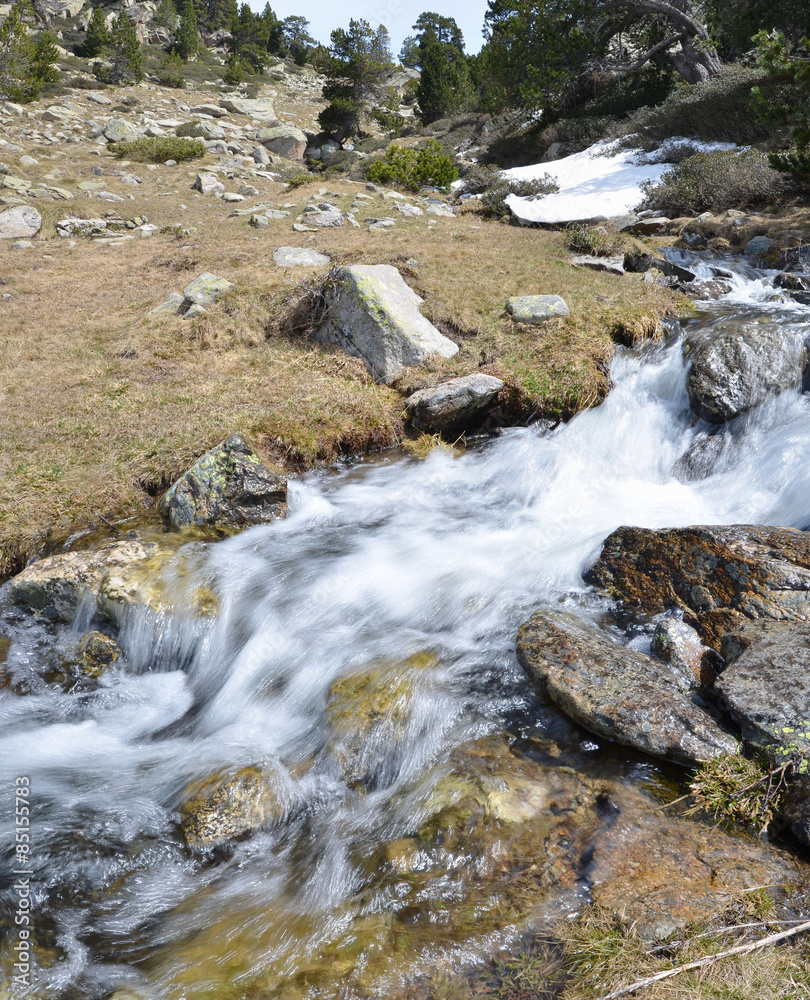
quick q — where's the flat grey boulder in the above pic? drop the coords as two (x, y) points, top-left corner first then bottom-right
(685, 321), (809, 423)
(257, 125), (308, 160)
(159, 433), (287, 529)
(315, 264), (458, 382)
(218, 97), (279, 123)
(571, 253), (624, 275)
(405, 374), (504, 434)
(103, 118), (134, 142)
(273, 246), (330, 268)
(506, 295), (570, 324)
(0, 203), (41, 239)
(516, 610), (739, 764)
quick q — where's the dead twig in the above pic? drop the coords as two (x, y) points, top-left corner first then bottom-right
(596, 919), (810, 1000)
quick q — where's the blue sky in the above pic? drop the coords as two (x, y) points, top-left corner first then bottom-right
(255, 1), (491, 56)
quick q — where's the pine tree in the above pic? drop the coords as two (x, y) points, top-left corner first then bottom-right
(318, 19), (393, 141)
(176, 0), (198, 60)
(108, 10), (142, 84)
(30, 30), (59, 89)
(84, 6), (108, 58)
(415, 25), (471, 123)
(0, 0), (37, 102)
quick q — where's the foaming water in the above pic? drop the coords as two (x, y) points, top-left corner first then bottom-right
(2, 254), (810, 997)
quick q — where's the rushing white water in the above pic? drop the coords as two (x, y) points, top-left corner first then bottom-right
(2, 253), (810, 998)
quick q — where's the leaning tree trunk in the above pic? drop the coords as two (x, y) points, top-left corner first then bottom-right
(670, 33), (722, 84)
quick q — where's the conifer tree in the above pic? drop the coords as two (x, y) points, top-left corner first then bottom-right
(415, 23), (472, 123)
(108, 9), (143, 84)
(84, 5), (108, 58)
(0, 0), (37, 102)
(30, 30), (59, 89)
(318, 19), (393, 141)
(176, 0), (198, 60)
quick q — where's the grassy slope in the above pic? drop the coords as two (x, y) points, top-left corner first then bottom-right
(0, 90), (680, 575)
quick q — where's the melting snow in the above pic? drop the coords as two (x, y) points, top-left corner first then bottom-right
(503, 138), (740, 224)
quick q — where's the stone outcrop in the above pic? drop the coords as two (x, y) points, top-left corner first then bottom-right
(585, 524), (810, 649)
(257, 125), (307, 160)
(315, 264), (458, 382)
(516, 609), (738, 764)
(404, 374), (505, 434)
(159, 433), (287, 530)
(684, 322), (809, 423)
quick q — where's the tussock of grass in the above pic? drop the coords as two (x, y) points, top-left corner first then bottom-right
(113, 136), (206, 162)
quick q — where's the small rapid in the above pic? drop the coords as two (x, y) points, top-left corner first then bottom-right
(2, 251), (810, 998)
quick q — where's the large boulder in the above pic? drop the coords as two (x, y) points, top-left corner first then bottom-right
(516, 610), (738, 764)
(585, 524), (810, 649)
(103, 118), (135, 143)
(257, 125), (308, 160)
(404, 374), (505, 434)
(506, 295), (570, 324)
(684, 322), (809, 423)
(0, 204), (41, 239)
(180, 765), (287, 852)
(315, 264), (458, 382)
(8, 537), (215, 625)
(181, 272), (233, 309)
(159, 433), (287, 530)
(218, 97), (279, 123)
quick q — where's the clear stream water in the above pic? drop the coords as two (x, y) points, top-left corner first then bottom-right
(2, 253), (810, 999)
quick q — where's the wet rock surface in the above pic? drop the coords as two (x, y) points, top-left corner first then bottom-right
(684, 321), (809, 423)
(652, 617), (711, 687)
(516, 609), (738, 763)
(585, 523), (810, 649)
(159, 433), (287, 530)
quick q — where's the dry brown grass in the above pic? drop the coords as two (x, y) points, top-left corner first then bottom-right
(0, 114), (682, 576)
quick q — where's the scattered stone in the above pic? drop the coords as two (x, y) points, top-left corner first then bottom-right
(180, 765), (287, 852)
(404, 374), (505, 434)
(585, 523), (810, 649)
(218, 97), (279, 123)
(0, 203), (41, 239)
(292, 223), (318, 233)
(189, 104), (228, 119)
(149, 291), (185, 316)
(86, 91), (113, 105)
(571, 253), (625, 275)
(315, 264), (459, 382)
(182, 303), (207, 319)
(394, 202), (424, 217)
(426, 203), (454, 217)
(257, 124), (308, 160)
(19, 154), (37, 166)
(516, 610), (738, 764)
(506, 295), (570, 324)
(238, 184), (259, 197)
(103, 118), (134, 143)
(221, 192), (244, 203)
(308, 210), (343, 227)
(626, 217), (669, 235)
(272, 246), (330, 268)
(684, 322), (809, 423)
(249, 213), (269, 228)
(251, 145), (271, 165)
(77, 631), (121, 677)
(181, 272), (234, 309)
(625, 251), (696, 283)
(159, 433), (287, 530)
(11, 238), (32, 249)
(193, 172), (225, 195)
(744, 235), (772, 256)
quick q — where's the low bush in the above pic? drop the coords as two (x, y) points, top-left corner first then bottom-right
(567, 223), (626, 257)
(113, 136), (205, 162)
(638, 148), (791, 215)
(478, 174), (559, 219)
(156, 52), (185, 88)
(366, 139), (458, 190)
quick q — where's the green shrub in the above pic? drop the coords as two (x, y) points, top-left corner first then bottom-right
(638, 148), (791, 216)
(286, 172), (314, 187)
(478, 174), (559, 219)
(366, 139), (457, 190)
(156, 51), (185, 88)
(566, 223), (625, 256)
(113, 136), (205, 162)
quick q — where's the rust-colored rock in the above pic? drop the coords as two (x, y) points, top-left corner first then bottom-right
(585, 524), (810, 648)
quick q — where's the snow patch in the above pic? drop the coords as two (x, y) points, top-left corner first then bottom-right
(503, 138), (740, 225)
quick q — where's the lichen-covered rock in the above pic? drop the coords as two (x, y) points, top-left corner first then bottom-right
(218, 97), (278, 123)
(651, 617), (710, 687)
(516, 610), (739, 764)
(193, 173), (225, 195)
(315, 264), (458, 382)
(180, 765), (286, 852)
(181, 272), (233, 308)
(571, 253), (625, 275)
(684, 322), (809, 423)
(0, 203), (41, 239)
(9, 537), (215, 624)
(404, 374), (505, 434)
(149, 292), (184, 316)
(585, 524), (810, 649)
(506, 295), (570, 324)
(103, 118), (134, 142)
(77, 631), (121, 677)
(159, 433), (287, 530)
(256, 125), (307, 160)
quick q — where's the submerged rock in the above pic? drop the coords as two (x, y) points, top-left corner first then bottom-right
(684, 322), (809, 423)
(159, 433), (287, 530)
(180, 765), (287, 852)
(315, 264), (458, 382)
(404, 374), (505, 434)
(516, 610), (738, 764)
(505, 295), (570, 324)
(585, 523), (810, 649)
(77, 631), (121, 677)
